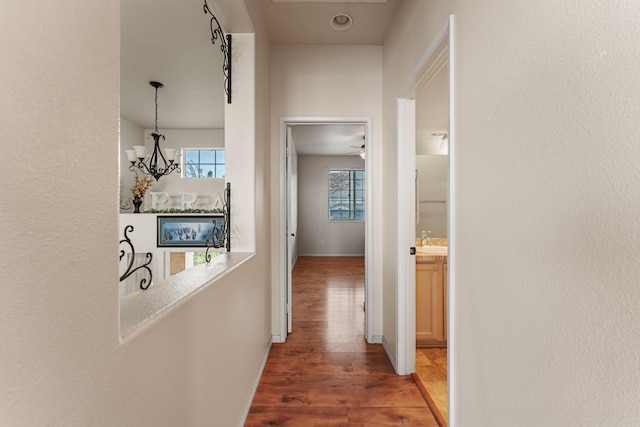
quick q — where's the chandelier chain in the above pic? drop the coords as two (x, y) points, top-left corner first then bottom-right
(154, 85), (159, 134)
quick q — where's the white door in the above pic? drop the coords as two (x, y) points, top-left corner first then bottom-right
(285, 126), (297, 333)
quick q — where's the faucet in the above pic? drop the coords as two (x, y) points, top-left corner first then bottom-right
(421, 230), (432, 246)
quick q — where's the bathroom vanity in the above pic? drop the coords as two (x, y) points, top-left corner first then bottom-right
(416, 240), (448, 348)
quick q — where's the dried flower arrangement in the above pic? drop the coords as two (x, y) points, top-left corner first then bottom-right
(131, 174), (154, 199)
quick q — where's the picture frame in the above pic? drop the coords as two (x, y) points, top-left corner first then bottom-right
(157, 215), (226, 248)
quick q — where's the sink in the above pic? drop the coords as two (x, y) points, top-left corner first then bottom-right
(415, 245), (448, 255)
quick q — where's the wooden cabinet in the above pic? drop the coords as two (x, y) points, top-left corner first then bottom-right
(416, 260), (447, 347)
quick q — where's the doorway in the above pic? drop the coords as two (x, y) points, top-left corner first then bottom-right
(396, 15), (452, 421)
(279, 117), (373, 342)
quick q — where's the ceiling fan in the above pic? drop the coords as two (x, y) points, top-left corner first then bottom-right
(340, 136), (366, 159)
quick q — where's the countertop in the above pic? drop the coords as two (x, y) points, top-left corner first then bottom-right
(415, 238), (448, 263)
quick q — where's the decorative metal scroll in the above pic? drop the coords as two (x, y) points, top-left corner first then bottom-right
(119, 198), (132, 211)
(119, 225), (153, 290)
(203, 1), (232, 104)
(205, 182), (231, 262)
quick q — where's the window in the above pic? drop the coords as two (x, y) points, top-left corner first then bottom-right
(328, 169), (365, 220)
(183, 149), (225, 178)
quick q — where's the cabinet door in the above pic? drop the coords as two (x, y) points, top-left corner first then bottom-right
(416, 263), (444, 343)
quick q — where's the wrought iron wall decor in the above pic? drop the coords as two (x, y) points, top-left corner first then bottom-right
(119, 225), (153, 290)
(203, 1), (232, 103)
(206, 182), (231, 262)
(120, 198), (133, 211)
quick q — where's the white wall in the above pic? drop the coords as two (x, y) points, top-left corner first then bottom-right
(415, 155), (448, 238)
(385, 1), (640, 426)
(298, 155), (365, 256)
(120, 118), (145, 207)
(1, 1), (272, 425)
(226, 34), (257, 253)
(270, 44), (384, 337)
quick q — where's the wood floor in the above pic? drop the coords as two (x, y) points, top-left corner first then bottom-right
(245, 256), (438, 426)
(414, 348), (448, 426)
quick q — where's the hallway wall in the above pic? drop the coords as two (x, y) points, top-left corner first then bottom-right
(1, 1), (272, 425)
(297, 155), (366, 256)
(270, 44), (384, 338)
(384, 1), (640, 426)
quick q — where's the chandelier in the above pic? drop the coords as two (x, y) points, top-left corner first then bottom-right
(125, 81), (180, 181)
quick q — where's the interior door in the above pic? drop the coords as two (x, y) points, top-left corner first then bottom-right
(285, 126), (297, 333)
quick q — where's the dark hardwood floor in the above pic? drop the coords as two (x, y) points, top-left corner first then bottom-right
(245, 256), (438, 426)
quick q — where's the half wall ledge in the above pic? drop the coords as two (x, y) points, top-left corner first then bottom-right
(119, 252), (254, 340)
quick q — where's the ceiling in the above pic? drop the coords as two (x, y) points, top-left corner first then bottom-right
(120, 0), (225, 129)
(120, 0), (447, 156)
(260, 0), (400, 45)
(290, 124), (365, 156)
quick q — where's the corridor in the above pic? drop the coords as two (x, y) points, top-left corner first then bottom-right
(245, 256), (438, 426)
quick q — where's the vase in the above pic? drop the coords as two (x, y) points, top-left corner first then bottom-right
(132, 197), (142, 213)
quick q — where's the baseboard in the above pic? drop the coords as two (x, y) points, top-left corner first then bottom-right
(298, 253), (365, 257)
(271, 334), (286, 344)
(237, 336), (273, 427)
(368, 335), (383, 344)
(382, 335), (397, 372)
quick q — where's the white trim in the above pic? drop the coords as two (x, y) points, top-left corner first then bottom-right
(396, 98), (416, 375)
(237, 337), (273, 427)
(397, 20), (451, 99)
(286, 126), (294, 334)
(395, 17), (452, 376)
(279, 119), (288, 340)
(279, 116), (374, 343)
(447, 14), (456, 426)
(271, 335), (286, 344)
(369, 335), (383, 344)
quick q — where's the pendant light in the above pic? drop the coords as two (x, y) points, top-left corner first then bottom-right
(125, 81), (181, 181)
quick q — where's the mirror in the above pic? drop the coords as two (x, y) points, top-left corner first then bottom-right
(415, 60), (448, 238)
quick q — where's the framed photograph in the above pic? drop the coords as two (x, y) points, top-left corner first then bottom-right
(157, 215), (226, 248)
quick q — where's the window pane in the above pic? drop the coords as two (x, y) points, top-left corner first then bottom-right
(200, 150), (215, 163)
(184, 150), (199, 163)
(185, 163), (200, 178)
(216, 150), (225, 163)
(328, 169), (365, 221)
(201, 166), (214, 178)
(183, 149), (225, 179)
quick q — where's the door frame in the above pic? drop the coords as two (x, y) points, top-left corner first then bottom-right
(396, 16), (453, 376)
(279, 116), (373, 343)
(285, 125), (295, 334)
